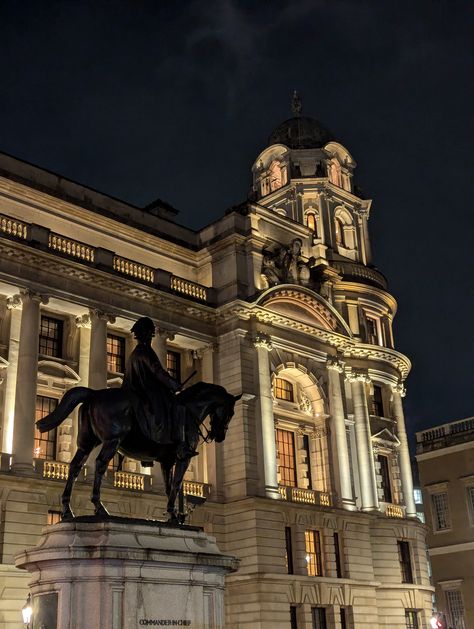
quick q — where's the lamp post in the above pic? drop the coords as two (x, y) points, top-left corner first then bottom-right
(21, 593), (32, 628)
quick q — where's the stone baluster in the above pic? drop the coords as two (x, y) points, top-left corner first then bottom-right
(392, 382), (416, 517)
(254, 333), (279, 499)
(2, 295), (22, 454)
(11, 290), (48, 474)
(347, 369), (379, 511)
(326, 357), (355, 510)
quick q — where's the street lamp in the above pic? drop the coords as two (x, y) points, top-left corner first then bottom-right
(21, 593), (32, 628)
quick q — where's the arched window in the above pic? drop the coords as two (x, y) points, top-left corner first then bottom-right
(334, 217), (344, 246)
(274, 377), (294, 402)
(269, 160), (283, 192)
(329, 159), (342, 187)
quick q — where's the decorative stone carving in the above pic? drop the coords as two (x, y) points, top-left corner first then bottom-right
(391, 381), (406, 397)
(6, 294), (22, 310)
(345, 368), (371, 384)
(261, 238), (315, 287)
(75, 313), (91, 328)
(298, 390), (313, 415)
(326, 356), (345, 373)
(253, 332), (272, 351)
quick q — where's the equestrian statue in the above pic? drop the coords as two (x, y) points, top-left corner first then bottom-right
(36, 317), (240, 523)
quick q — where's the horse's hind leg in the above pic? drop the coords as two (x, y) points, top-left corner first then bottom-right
(91, 439), (120, 517)
(61, 447), (92, 520)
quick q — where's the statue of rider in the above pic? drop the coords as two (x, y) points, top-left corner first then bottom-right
(122, 317), (197, 460)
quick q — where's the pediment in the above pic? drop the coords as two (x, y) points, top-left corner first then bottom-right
(38, 360), (81, 384)
(257, 286), (351, 335)
(372, 427), (401, 447)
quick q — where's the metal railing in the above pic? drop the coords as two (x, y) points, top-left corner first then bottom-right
(0, 213), (28, 239)
(49, 233), (95, 262)
(332, 260), (387, 289)
(279, 485), (332, 507)
(171, 276), (207, 302)
(113, 255), (155, 283)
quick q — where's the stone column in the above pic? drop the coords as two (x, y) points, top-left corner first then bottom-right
(152, 326), (174, 368)
(254, 333), (279, 499)
(2, 295), (22, 454)
(347, 369), (378, 511)
(88, 309), (114, 390)
(326, 357), (355, 510)
(73, 314), (92, 455)
(11, 290), (48, 474)
(198, 345), (215, 485)
(392, 382), (416, 517)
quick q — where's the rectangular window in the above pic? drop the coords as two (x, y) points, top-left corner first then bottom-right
(285, 526), (294, 574)
(39, 316), (63, 358)
(34, 396), (58, 460)
(405, 610), (419, 629)
(467, 485), (474, 523)
(366, 316), (380, 345)
(276, 429), (297, 487)
(398, 540), (414, 584)
(305, 530), (323, 577)
(334, 532), (343, 578)
(166, 350), (181, 381)
(431, 492), (450, 530)
(340, 608), (347, 629)
(311, 607), (327, 629)
(378, 454), (393, 503)
(290, 606), (298, 629)
(446, 589), (465, 629)
(47, 510), (62, 526)
(413, 488), (423, 504)
(107, 334), (126, 373)
(371, 384), (384, 416)
(274, 377), (294, 402)
(302, 434), (312, 489)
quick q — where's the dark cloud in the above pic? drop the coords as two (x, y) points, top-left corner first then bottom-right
(0, 0), (472, 437)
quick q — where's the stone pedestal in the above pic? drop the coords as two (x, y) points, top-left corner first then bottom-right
(15, 518), (239, 629)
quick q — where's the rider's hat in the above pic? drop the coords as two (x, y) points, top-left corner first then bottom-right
(131, 317), (155, 339)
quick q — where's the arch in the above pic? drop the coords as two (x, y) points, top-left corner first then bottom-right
(256, 285), (353, 336)
(273, 363), (327, 417)
(334, 206), (357, 252)
(329, 158), (342, 187)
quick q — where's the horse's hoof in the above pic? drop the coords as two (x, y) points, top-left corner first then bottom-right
(167, 511), (179, 524)
(61, 507), (75, 522)
(94, 503), (110, 518)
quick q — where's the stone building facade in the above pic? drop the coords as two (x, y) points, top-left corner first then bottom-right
(416, 417), (474, 629)
(0, 106), (433, 628)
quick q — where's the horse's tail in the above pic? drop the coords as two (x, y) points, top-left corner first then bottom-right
(35, 386), (94, 433)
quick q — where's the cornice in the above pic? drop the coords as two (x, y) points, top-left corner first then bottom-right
(333, 281), (398, 313)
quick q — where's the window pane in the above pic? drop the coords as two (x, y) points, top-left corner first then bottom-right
(274, 378), (294, 401)
(34, 396), (58, 460)
(334, 532), (343, 578)
(276, 429), (297, 487)
(166, 350), (181, 381)
(305, 530), (322, 577)
(290, 606), (298, 629)
(371, 384), (384, 415)
(405, 610), (419, 629)
(398, 541), (414, 584)
(378, 454), (393, 503)
(47, 510), (62, 526)
(39, 316), (63, 358)
(285, 526), (294, 574)
(432, 492), (450, 530)
(107, 334), (125, 373)
(340, 608), (347, 629)
(311, 607), (327, 629)
(446, 590), (465, 629)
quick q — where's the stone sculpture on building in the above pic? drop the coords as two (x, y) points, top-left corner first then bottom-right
(261, 238), (315, 287)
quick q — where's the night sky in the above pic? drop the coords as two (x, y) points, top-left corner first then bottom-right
(0, 1), (472, 440)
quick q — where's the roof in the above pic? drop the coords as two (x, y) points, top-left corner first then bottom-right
(267, 115), (335, 150)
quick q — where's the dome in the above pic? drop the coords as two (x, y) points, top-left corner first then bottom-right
(268, 116), (334, 150)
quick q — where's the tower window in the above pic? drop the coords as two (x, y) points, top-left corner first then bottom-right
(34, 395), (58, 460)
(366, 316), (381, 345)
(305, 212), (318, 237)
(329, 159), (342, 187)
(276, 429), (297, 487)
(305, 530), (323, 576)
(39, 316), (63, 358)
(334, 217), (344, 246)
(107, 334), (125, 373)
(378, 454), (393, 503)
(371, 385), (384, 416)
(274, 377), (294, 401)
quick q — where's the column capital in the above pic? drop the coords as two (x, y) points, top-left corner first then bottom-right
(89, 309), (115, 325)
(391, 381), (406, 397)
(6, 294), (22, 310)
(253, 332), (272, 351)
(345, 368), (371, 384)
(154, 326), (175, 342)
(20, 288), (48, 306)
(326, 356), (345, 373)
(75, 313), (91, 329)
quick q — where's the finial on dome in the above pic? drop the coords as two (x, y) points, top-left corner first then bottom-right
(291, 90), (302, 117)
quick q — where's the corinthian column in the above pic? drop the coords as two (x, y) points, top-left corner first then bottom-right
(2, 295), (22, 454)
(254, 333), (279, 499)
(347, 369), (378, 511)
(326, 357), (355, 510)
(152, 327), (175, 368)
(11, 290), (48, 474)
(392, 382), (416, 517)
(88, 310), (114, 390)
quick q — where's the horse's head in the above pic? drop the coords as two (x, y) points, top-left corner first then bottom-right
(208, 392), (241, 443)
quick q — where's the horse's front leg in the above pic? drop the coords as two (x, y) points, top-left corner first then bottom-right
(91, 439), (120, 517)
(167, 458), (189, 523)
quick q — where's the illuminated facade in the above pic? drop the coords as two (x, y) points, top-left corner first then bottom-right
(416, 418), (474, 629)
(0, 105), (433, 628)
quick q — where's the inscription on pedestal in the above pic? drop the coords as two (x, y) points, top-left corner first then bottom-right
(33, 592), (58, 629)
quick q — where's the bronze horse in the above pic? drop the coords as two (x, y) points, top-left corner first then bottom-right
(36, 381), (240, 522)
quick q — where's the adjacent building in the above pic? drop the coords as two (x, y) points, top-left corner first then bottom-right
(416, 417), (474, 629)
(0, 100), (433, 628)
